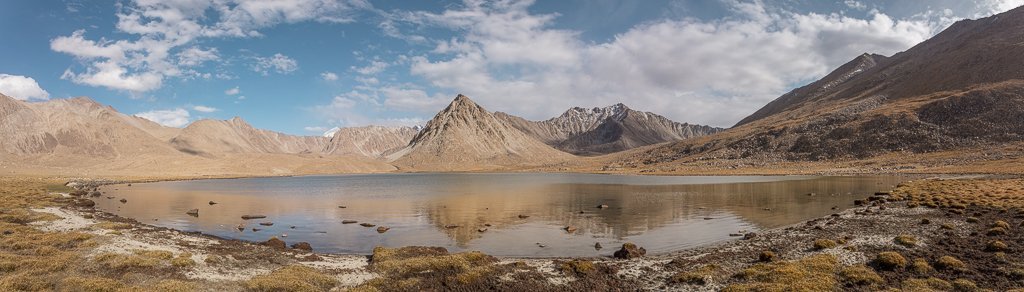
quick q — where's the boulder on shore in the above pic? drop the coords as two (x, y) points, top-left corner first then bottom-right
(263, 237), (286, 249)
(613, 243), (646, 259)
(291, 242), (313, 251)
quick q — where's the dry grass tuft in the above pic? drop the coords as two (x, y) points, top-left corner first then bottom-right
(902, 277), (952, 291)
(894, 235), (918, 247)
(934, 256), (967, 272)
(812, 239), (837, 250)
(670, 264), (719, 285)
(724, 254), (838, 291)
(91, 222), (134, 230)
(839, 265), (883, 286)
(874, 252), (908, 270)
(245, 265), (338, 292)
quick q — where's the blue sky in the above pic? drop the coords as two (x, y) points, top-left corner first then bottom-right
(0, 0), (1021, 135)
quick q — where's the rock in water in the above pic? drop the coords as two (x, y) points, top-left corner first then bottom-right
(594, 242), (603, 250)
(518, 214), (530, 219)
(564, 226), (578, 233)
(597, 204), (609, 209)
(360, 223), (376, 227)
(241, 215), (266, 220)
(291, 242), (313, 251)
(376, 226), (390, 233)
(259, 222), (273, 226)
(262, 237), (286, 249)
(477, 228), (488, 233)
(613, 243), (646, 259)
(186, 209), (199, 216)
(119, 198), (127, 203)
(208, 201), (218, 205)
(342, 220), (358, 224)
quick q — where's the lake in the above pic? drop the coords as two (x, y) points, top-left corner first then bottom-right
(96, 173), (905, 257)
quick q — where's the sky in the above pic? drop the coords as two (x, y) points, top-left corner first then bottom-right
(0, 0), (1022, 135)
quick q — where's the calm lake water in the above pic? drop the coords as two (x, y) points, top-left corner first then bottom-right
(96, 173), (905, 257)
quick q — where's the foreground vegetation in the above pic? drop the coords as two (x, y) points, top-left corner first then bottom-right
(0, 176), (1022, 291)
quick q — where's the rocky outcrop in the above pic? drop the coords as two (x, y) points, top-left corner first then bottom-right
(391, 95), (572, 169)
(498, 104), (722, 155)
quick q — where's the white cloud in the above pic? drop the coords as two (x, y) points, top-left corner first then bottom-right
(192, 105), (218, 112)
(177, 47), (219, 66)
(252, 53), (299, 75)
(380, 87), (449, 112)
(320, 71), (339, 81)
(844, 0), (867, 10)
(352, 60), (389, 75)
(386, 0), (978, 127)
(135, 108), (191, 127)
(304, 126), (329, 132)
(225, 86), (240, 95)
(51, 0), (367, 93)
(0, 74), (50, 101)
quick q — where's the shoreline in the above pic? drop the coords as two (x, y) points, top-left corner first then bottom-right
(3, 175), (1022, 290)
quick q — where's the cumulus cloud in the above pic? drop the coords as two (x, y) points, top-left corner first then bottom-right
(251, 53), (299, 75)
(381, 0), (992, 127)
(192, 105), (218, 112)
(321, 71), (339, 81)
(0, 74), (50, 101)
(51, 0), (368, 93)
(135, 108), (191, 127)
(225, 86), (240, 95)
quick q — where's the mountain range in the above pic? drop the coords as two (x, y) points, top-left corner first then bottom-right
(613, 5), (1024, 173)
(0, 91), (717, 174)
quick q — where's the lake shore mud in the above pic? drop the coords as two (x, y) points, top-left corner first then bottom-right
(1, 175), (1022, 291)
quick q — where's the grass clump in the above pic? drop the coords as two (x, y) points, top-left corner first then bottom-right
(993, 220), (1011, 229)
(171, 253), (195, 267)
(670, 264), (719, 285)
(59, 276), (130, 292)
(874, 252), (907, 270)
(245, 265), (338, 292)
(986, 227), (1008, 236)
(935, 256), (967, 272)
(812, 239), (837, 250)
(724, 254), (838, 291)
(902, 277), (952, 291)
(152, 279), (197, 291)
(92, 249), (174, 271)
(985, 240), (1008, 252)
(356, 246), (501, 290)
(894, 235), (918, 247)
(838, 265), (883, 286)
(559, 259), (596, 276)
(951, 279), (977, 291)
(911, 258), (934, 275)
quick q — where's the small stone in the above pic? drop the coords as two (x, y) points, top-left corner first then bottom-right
(594, 242), (602, 250)
(564, 226), (578, 233)
(338, 205), (347, 208)
(484, 223), (492, 227)
(241, 215), (266, 220)
(208, 201), (217, 205)
(477, 228), (488, 233)
(259, 222), (274, 226)
(729, 233), (743, 237)
(252, 228), (262, 232)
(290, 226), (297, 229)
(119, 199), (127, 203)
(613, 243), (646, 259)
(236, 224), (245, 231)
(597, 204), (609, 209)
(186, 209), (199, 216)
(360, 223), (376, 227)
(376, 226), (390, 233)
(342, 220), (358, 224)
(518, 214), (530, 219)
(703, 217), (714, 220)
(291, 242), (312, 251)
(743, 233), (758, 240)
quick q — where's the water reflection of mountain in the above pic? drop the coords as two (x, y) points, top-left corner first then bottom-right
(423, 177), (903, 245)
